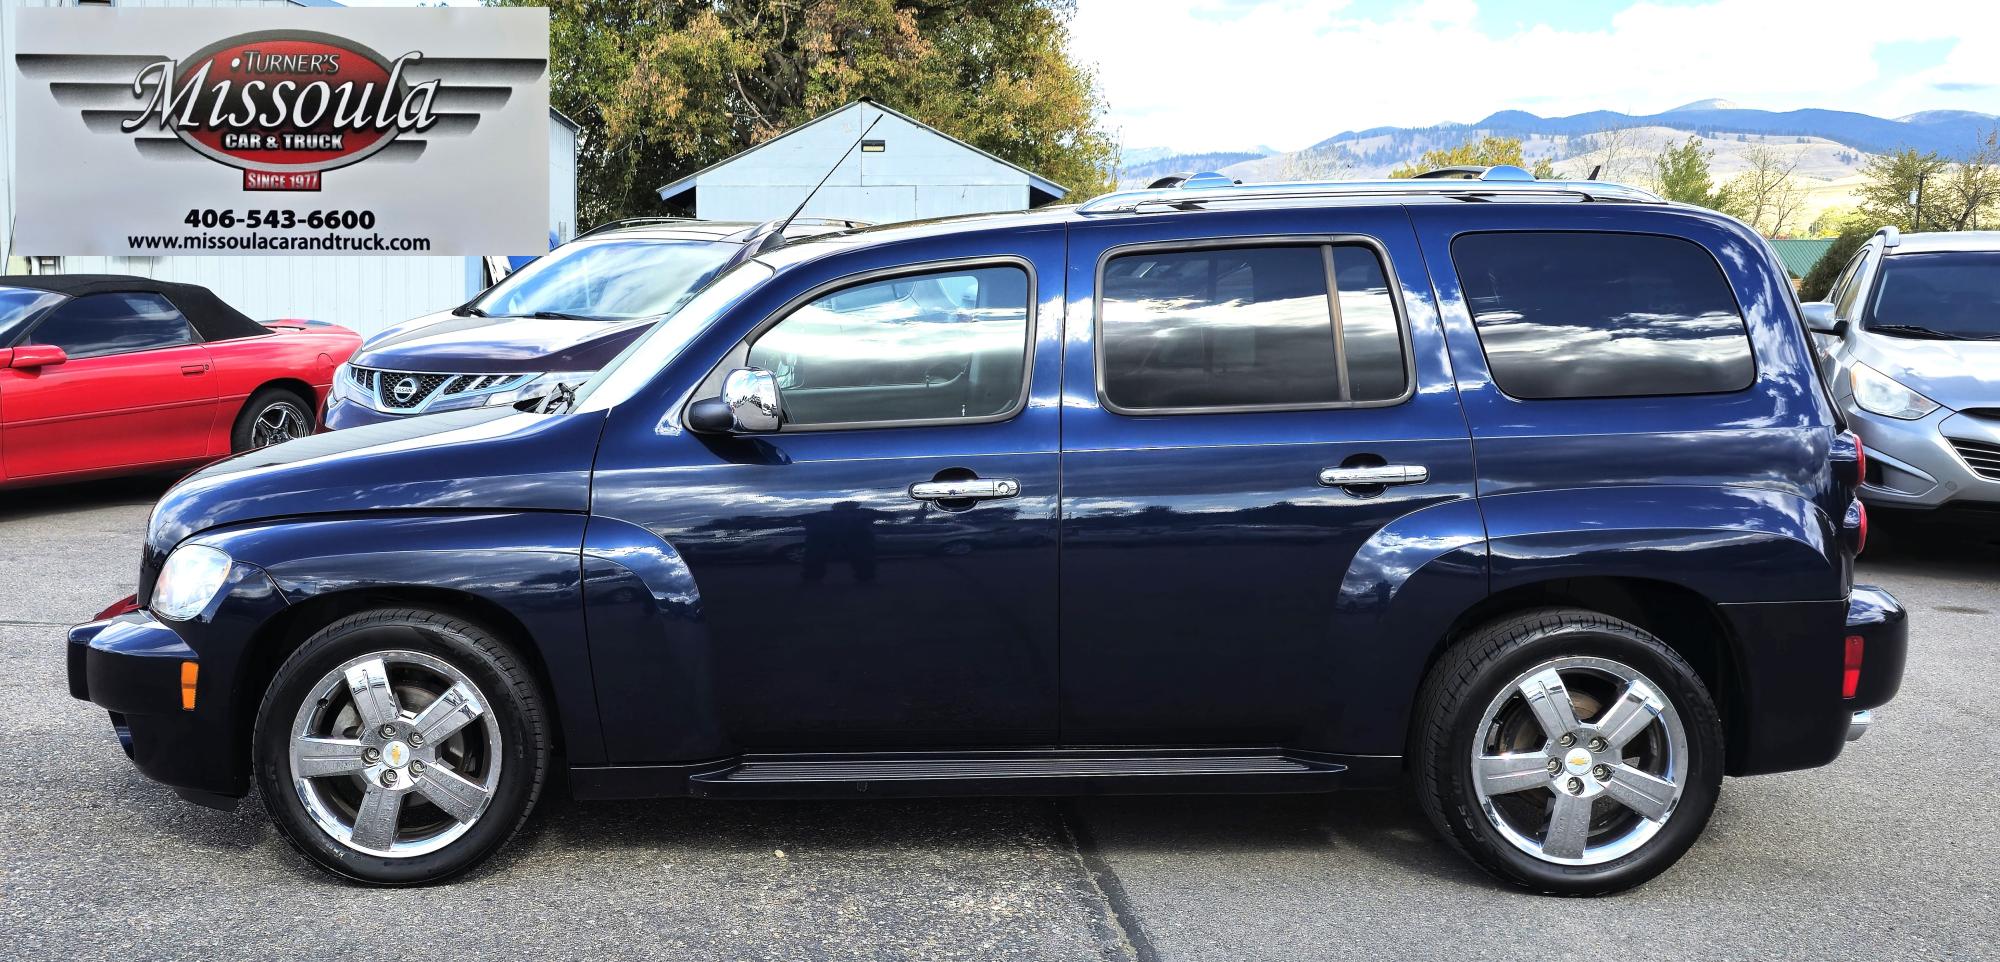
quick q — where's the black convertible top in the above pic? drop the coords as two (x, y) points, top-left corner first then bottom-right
(0, 273), (267, 341)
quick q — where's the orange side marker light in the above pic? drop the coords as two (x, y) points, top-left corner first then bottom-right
(181, 661), (199, 711)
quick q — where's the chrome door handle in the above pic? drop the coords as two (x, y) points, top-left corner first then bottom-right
(909, 478), (1020, 501)
(1319, 465), (1429, 487)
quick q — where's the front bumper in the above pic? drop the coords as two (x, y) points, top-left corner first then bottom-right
(67, 564), (290, 801)
(1847, 402), (2000, 510)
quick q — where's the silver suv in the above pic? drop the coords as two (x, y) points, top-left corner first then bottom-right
(1805, 227), (2000, 513)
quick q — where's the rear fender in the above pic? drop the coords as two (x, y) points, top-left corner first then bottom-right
(1318, 498), (1489, 755)
(1483, 486), (1839, 602)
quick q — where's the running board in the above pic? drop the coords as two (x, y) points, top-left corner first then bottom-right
(683, 749), (1349, 798)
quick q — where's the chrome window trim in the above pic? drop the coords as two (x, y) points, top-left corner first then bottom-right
(684, 254), (1040, 434)
(1090, 233), (1418, 417)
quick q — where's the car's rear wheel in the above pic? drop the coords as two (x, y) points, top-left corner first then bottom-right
(252, 608), (548, 885)
(1415, 608), (1724, 895)
(232, 387), (316, 452)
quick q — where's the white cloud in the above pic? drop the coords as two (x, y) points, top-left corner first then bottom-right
(1071, 0), (2000, 152)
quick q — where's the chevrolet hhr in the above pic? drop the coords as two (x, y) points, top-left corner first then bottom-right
(68, 169), (1907, 893)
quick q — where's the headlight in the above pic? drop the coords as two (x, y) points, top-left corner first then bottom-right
(1850, 363), (1940, 420)
(486, 370), (598, 409)
(152, 544), (233, 622)
(330, 362), (366, 403)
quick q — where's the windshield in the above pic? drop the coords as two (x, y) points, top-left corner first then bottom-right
(1866, 251), (2000, 340)
(573, 260), (777, 412)
(0, 288), (65, 345)
(469, 238), (737, 321)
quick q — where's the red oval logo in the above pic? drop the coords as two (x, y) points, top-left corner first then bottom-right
(123, 31), (439, 174)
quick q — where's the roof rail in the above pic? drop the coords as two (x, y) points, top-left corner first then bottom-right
(787, 217), (873, 230)
(1409, 164), (1537, 181)
(1875, 225), (1901, 248)
(1146, 171), (1240, 190)
(1077, 176), (1663, 215)
(576, 216), (702, 238)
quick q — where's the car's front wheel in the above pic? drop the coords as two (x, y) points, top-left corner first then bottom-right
(1415, 608), (1724, 895)
(253, 608), (549, 885)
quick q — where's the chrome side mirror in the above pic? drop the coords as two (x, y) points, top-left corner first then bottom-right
(688, 367), (783, 433)
(1801, 302), (1846, 336)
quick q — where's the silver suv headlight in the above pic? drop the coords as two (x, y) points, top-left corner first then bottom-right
(1850, 363), (1940, 420)
(152, 544), (233, 622)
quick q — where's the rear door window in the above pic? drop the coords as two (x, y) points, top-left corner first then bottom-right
(1097, 242), (1408, 412)
(24, 292), (198, 358)
(1452, 231), (1755, 399)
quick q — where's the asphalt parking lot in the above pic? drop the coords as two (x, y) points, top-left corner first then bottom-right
(2, 477), (1995, 961)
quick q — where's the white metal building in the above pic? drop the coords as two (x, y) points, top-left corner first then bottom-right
(655, 99), (1067, 223)
(1, 0), (578, 339)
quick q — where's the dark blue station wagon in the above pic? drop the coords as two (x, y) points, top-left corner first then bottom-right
(68, 170), (1906, 893)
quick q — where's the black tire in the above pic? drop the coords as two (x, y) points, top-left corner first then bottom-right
(231, 386), (316, 453)
(253, 608), (549, 885)
(1413, 607), (1724, 896)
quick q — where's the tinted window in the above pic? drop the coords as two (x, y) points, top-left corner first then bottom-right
(474, 238), (736, 321)
(1453, 232), (1754, 399)
(1867, 251), (2000, 340)
(748, 265), (1030, 427)
(0, 287), (65, 346)
(1099, 244), (1406, 411)
(26, 292), (196, 358)
(1833, 250), (1872, 320)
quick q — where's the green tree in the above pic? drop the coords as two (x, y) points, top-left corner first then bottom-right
(1798, 225), (1870, 302)
(498, 0), (1118, 226)
(1855, 147), (1952, 231)
(1651, 136), (1733, 210)
(1388, 135), (1556, 179)
(1937, 127), (2000, 230)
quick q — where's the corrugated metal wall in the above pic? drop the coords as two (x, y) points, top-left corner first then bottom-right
(4, 0), (574, 338)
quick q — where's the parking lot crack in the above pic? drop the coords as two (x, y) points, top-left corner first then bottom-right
(1053, 800), (1160, 962)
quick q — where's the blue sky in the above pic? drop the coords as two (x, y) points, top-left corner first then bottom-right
(1071, 0), (2000, 152)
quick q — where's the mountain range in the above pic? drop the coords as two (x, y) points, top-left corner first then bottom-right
(1119, 103), (1998, 186)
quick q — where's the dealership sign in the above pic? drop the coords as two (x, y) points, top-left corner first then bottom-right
(11, 8), (549, 256)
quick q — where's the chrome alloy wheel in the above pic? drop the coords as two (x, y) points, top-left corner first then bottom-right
(251, 400), (311, 448)
(1471, 656), (1689, 866)
(288, 651), (502, 858)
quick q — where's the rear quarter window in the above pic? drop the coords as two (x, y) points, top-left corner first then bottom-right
(1452, 231), (1755, 399)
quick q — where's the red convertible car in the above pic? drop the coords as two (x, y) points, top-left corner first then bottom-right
(0, 275), (360, 489)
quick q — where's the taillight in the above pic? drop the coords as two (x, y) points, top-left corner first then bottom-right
(1842, 634), (1865, 698)
(1856, 501), (1868, 556)
(1832, 431), (1865, 487)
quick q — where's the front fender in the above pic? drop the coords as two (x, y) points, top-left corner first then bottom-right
(196, 511), (603, 764)
(576, 516), (724, 764)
